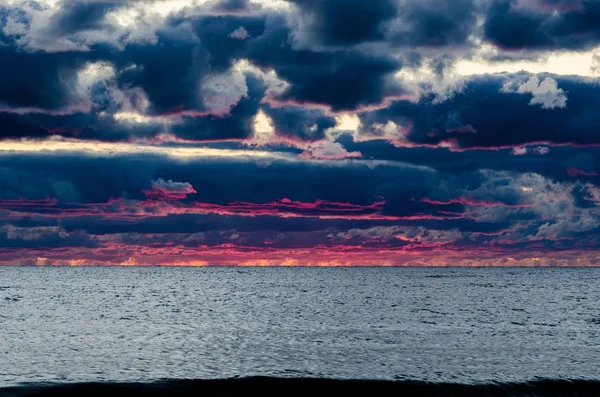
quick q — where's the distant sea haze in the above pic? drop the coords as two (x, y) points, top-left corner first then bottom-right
(1, 267), (600, 391)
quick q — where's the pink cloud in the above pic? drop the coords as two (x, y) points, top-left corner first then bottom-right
(2, 243), (599, 267)
(142, 179), (197, 200)
(0, 197), (474, 221)
(566, 167), (598, 177)
(421, 197), (533, 208)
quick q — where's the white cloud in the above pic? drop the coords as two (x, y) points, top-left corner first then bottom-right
(233, 59), (290, 99)
(3, 225), (69, 241)
(511, 146), (550, 156)
(299, 141), (361, 160)
(533, 146), (550, 155)
(229, 26), (250, 40)
(467, 170), (600, 240)
(332, 226), (462, 244)
(355, 120), (412, 148)
(518, 76), (567, 109)
(201, 68), (248, 115)
(394, 58), (465, 103)
(503, 75), (567, 109)
(2, 14), (28, 36)
(512, 147), (528, 156)
(151, 178), (195, 193)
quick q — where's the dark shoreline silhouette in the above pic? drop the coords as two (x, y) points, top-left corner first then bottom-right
(2, 377), (600, 397)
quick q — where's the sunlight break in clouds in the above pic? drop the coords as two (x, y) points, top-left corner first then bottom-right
(0, 0), (599, 266)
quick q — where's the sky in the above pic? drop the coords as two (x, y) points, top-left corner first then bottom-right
(0, 0), (599, 266)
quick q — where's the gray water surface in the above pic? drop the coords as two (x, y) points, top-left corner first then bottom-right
(1, 267), (599, 386)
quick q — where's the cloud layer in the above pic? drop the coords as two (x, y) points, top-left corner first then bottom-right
(0, 0), (599, 266)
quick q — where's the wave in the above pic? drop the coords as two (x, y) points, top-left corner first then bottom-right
(2, 377), (600, 397)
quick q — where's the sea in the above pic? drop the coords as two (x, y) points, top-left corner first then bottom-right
(1, 266), (599, 394)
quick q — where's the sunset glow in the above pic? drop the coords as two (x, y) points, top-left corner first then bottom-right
(1, 0), (599, 266)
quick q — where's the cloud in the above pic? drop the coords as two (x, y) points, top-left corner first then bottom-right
(508, 75), (568, 109)
(483, 0), (600, 51)
(201, 68), (249, 115)
(0, 0), (599, 266)
(299, 141), (362, 160)
(143, 179), (197, 200)
(287, 0), (398, 46)
(0, 224), (96, 249)
(264, 105), (336, 141)
(388, 0), (477, 48)
(567, 167), (598, 177)
(229, 26), (250, 39)
(358, 74), (597, 150)
(511, 146), (551, 156)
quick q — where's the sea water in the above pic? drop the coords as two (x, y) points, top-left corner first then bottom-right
(1, 266), (599, 386)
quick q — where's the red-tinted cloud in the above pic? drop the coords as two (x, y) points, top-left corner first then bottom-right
(421, 197), (532, 208)
(0, 197), (474, 221)
(566, 167), (598, 177)
(142, 179), (197, 200)
(2, 243), (598, 267)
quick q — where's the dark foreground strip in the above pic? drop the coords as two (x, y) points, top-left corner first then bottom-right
(2, 377), (600, 397)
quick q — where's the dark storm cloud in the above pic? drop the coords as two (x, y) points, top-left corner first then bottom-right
(138, 12), (404, 113)
(0, 46), (96, 111)
(244, 15), (403, 111)
(274, 52), (400, 111)
(0, 149), (594, 220)
(189, 14), (265, 66)
(0, 113), (50, 139)
(0, 147), (598, 259)
(263, 106), (336, 141)
(212, 0), (251, 13)
(0, 223), (97, 249)
(110, 15), (260, 115)
(0, 150), (535, 251)
(53, 211), (509, 237)
(114, 38), (213, 114)
(0, 152), (434, 206)
(564, 153), (598, 177)
(111, 12), (402, 116)
(0, 7), (401, 139)
(169, 74), (265, 140)
(285, 0), (479, 50)
(339, 134), (600, 184)
(0, 15), (401, 140)
(359, 74), (600, 149)
(483, 0), (600, 51)
(286, 0), (398, 45)
(48, 0), (123, 36)
(389, 0), (478, 47)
